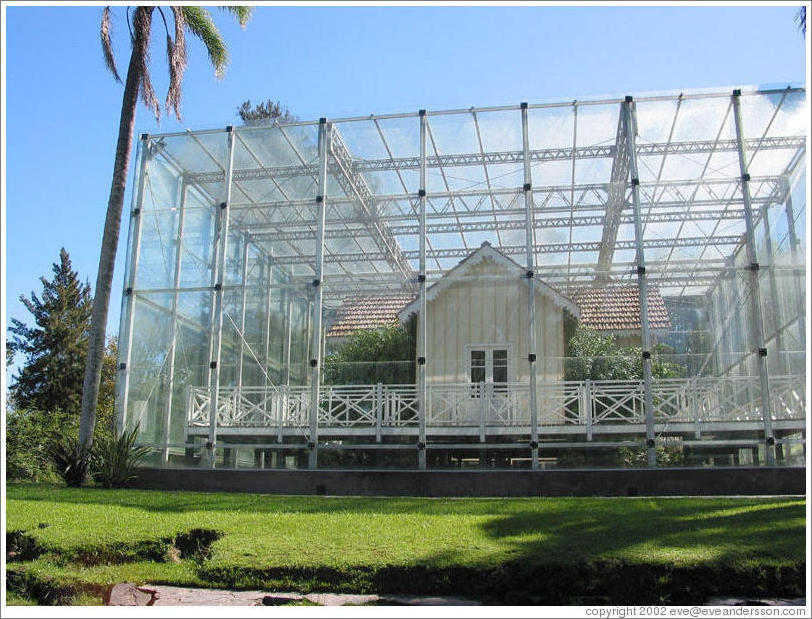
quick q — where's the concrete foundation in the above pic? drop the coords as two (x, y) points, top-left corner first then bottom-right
(131, 466), (806, 497)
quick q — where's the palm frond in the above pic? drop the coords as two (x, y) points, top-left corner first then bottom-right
(134, 6), (160, 120)
(165, 6), (188, 119)
(219, 6), (253, 28)
(100, 6), (122, 83)
(182, 6), (228, 78)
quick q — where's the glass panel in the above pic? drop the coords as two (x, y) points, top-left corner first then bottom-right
(493, 349), (508, 392)
(470, 350), (486, 384)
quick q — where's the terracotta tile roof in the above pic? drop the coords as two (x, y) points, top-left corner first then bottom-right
(327, 285), (670, 339)
(570, 285), (671, 333)
(326, 294), (416, 338)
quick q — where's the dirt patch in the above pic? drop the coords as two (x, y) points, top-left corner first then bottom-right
(72, 539), (172, 566)
(173, 529), (221, 561)
(6, 531), (44, 562)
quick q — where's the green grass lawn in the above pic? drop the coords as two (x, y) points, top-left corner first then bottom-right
(5, 483), (806, 605)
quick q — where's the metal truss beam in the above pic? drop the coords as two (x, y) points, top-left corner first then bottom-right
(185, 135), (803, 184)
(243, 208), (748, 242)
(596, 106), (631, 281)
(306, 273), (721, 299)
(134, 257), (728, 296)
(226, 177), (781, 219)
(269, 235), (743, 265)
(328, 126), (415, 281)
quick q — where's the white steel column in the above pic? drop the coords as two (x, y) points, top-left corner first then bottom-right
(759, 201), (787, 374)
(417, 110), (428, 469)
(161, 178), (187, 463)
(521, 102), (540, 470)
(262, 258), (274, 389)
(206, 126), (237, 468)
(783, 178), (805, 345)
(236, 236), (250, 389)
(623, 98), (657, 468)
(283, 295), (293, 387)
(308, 119), (330, 469)
(117, 135), (151, 437)
(732, 90), (775, 465)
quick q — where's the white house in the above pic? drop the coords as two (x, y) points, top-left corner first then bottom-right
(397, 242), (580, 388)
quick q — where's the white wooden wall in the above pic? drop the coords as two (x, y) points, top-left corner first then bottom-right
(421, 258), (565, 384)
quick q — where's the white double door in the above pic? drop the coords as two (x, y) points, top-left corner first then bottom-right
(467, 346), (514, 424)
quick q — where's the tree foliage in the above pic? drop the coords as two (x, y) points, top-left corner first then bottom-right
(324, 320), (416, 385)
(6, 408), (75, 482)
(7, 249), (92, 414)
(564, 326), (684, 381)
(6, 340), (118, 483)
(237, 98), (297, 125)
(5, 249), (118, 482)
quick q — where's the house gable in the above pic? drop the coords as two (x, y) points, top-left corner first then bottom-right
(397, 242), (580, 321)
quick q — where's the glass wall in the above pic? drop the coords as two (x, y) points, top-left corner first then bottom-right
(117, 86), (806, 470)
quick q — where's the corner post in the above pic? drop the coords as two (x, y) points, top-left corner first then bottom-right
(207, 126), (237, 468)
(161, 177), (188, 463)
(417, 109), (428, 469)
(116, 134), (151, 438)
(622, 97), (657, 468)
(520, 102), (540, 469)
(309, 119), (330, 469)
(731, 90), (775, 465)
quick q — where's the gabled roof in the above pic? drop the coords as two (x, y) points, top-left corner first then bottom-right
(325, 293), (415, 338)
(570, 285), (671, 333)
(325, 247), (671, 339)
(397, 242), (580, 321)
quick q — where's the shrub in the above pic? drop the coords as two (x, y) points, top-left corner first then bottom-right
(46, 434), (90, 487)
(6, 408), (75, 482)
(89, 425), (151, 488)
(323, 318), (416, 385)
(618, 444), (685, 468)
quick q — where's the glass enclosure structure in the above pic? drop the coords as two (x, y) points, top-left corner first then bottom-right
(116, 86), (807, 470)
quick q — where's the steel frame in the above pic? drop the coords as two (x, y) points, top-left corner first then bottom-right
(116, 87), (807, 471)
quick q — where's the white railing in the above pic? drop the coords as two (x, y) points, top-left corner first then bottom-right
(187, 375), (806, 430)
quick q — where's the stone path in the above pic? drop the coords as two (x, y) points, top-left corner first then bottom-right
(107, 583), (480, 606)
(705, 597), (806, 606)
(109, 584), (806, 607)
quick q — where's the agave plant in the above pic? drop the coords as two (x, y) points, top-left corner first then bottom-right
(46, 435), (90, 487)
(90, 425), (152, 488)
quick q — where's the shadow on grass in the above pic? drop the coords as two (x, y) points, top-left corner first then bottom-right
(475, 502), (805, 565)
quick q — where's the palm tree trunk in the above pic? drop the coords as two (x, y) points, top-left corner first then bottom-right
(78, 26), (145, 450)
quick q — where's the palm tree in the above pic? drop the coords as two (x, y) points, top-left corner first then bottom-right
(78, 6), (252, 451)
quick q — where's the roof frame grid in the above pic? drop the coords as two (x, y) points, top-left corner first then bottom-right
(138, 86), (805, 300)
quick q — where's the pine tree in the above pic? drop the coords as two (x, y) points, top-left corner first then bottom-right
(237, 98), (297, 125)
(8, 248), (93, 415)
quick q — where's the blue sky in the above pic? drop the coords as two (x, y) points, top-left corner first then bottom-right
(3, 4), (806, 374)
